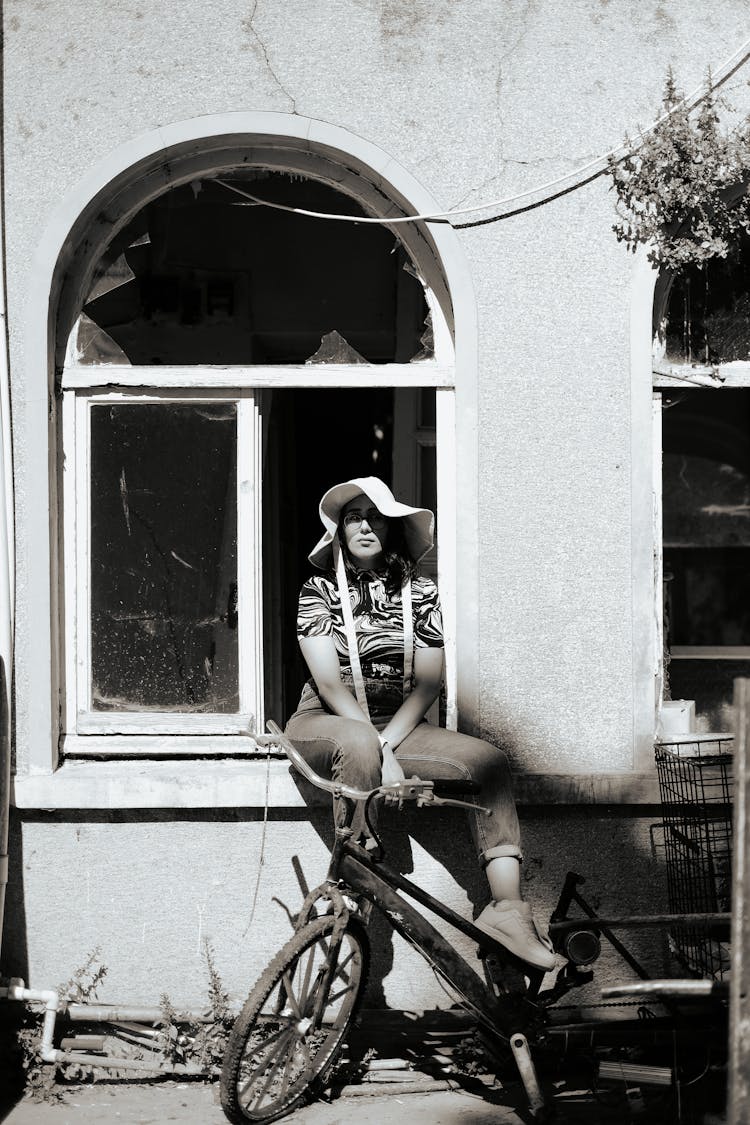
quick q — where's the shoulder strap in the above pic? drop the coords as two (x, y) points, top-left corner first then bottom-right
(402, 575), (413, 699)
(334, 540), (370, 718)
(335, 538), (415, 717)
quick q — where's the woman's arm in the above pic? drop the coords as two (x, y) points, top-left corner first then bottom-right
(298, 635), (371, 723)
(378, 647), (444, 782)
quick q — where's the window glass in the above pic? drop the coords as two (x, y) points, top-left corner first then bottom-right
(663, 230), (750, 364)
(662, 388), (750, 730)
(90, 402), (238, 712)
(68, 175), (431, 366)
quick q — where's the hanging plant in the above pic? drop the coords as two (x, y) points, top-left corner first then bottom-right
(608, 70), (750, 270)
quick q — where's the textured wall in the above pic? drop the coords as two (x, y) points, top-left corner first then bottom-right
(3, 807), (669, 1009)
(3, 0), (748, 1003)
(7, 0), (750, 773)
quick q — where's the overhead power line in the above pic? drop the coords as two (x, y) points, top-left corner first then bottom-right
(217, 35), (750, 228)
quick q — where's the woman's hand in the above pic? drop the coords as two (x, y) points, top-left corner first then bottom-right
(380, 747), (406, 786)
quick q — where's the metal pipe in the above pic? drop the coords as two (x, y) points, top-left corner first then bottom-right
(599, 1060), (673, 1087)
(509, 1033), (546, 1116)
(550, 913), (731, 933)
(66, 1008), (191, 1026)
(48, 1051), (207, 1075)
(602, 979), (729, 1000)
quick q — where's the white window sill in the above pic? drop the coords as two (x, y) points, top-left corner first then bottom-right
(11, 759), (661, 810)
(12, 758), (307, 810)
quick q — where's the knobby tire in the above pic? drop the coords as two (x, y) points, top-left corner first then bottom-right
(220, 915), (369, 1123)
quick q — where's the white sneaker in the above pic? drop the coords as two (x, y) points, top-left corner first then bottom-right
(474, 900), (557, 971)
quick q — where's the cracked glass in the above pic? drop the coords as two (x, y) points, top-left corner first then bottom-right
(89, 402), (239, 712)
(69, 174), (432, 366)
(663, 230), (750, 365)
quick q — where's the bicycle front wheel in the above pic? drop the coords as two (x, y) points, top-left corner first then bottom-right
(220, 915), (369, 1123)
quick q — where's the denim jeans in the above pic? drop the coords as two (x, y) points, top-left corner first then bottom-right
(285, 694), (522, 865)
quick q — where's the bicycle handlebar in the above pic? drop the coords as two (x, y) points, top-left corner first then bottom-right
(266, 720), (488, 813)
(267, 720), (376, 801)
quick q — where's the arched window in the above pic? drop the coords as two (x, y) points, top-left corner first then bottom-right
(58, 162), (457, 755)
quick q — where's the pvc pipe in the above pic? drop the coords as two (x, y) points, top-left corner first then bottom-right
(60, 1036), (106, 1052)
(0, 981), (215, 1075)
(0, 981), (62, 1062)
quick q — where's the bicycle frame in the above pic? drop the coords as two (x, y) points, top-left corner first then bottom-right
(266, 720), (551, 1114)
(324, 825), (543, 1038)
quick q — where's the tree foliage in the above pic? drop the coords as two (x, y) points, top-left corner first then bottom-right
(609, 70), (750, 270)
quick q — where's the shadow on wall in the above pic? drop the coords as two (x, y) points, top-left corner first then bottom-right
(293, 781), (677, 1005)
(0, 810), (28, 1108)
(295, 791), (487, 1006)
(1, 811), (28, 983)
(520, 807), (674, 1003)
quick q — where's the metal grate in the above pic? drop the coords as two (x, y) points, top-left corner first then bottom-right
(655, 735), (733, 980)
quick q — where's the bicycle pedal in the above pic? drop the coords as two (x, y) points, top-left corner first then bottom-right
(480, 950), (528, 995)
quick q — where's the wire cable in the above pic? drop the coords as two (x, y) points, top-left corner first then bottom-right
(216, 36), (750, 228)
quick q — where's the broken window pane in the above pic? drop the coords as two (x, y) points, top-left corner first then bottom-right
(663, 231), (750, 364)
(75, 174), (430, 365)
(90, 402), (238, 712)
(305, 330), (368, 364)
(67, 313), (130, 365)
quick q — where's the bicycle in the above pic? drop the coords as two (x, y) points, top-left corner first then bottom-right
(219, 722), (731, 1124)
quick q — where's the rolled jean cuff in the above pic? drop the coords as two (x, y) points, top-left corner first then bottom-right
(482, 844), (523, 864)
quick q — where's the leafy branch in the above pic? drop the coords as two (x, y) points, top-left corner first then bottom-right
(608, 69), (750, 270)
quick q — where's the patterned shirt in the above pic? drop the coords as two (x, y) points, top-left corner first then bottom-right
(297, 571), (443, 718)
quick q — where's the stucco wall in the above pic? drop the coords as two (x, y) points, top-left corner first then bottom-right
(3, 806), (669, 1009)
(2, 0), (747, 1003)
(6, 0), (750, 774)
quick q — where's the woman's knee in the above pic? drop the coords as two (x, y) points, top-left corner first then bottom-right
(468, 739), (512, 785)
(330, 722), (381, 785)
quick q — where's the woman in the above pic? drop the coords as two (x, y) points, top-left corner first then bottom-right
(285, 476), (555, 972)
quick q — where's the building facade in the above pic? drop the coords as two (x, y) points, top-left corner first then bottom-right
(2, 1), (749, 1009)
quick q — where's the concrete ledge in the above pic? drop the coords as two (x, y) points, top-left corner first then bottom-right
(12, 759), (661, 810)
(513, 770), (660, 806)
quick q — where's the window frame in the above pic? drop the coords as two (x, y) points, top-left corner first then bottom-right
(653, 361), (750, 722)
(62, 385), (261, 745)
(60, 337), (457, 757)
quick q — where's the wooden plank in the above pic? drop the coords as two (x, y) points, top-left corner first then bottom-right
(730, 677), (750, 1123)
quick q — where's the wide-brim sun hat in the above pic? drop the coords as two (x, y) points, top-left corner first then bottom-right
(308, 476), (434, 569)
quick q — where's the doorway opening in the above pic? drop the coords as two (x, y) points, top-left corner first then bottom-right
(262, 386), (437, 723)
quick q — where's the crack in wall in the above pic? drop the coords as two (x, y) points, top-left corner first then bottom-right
(244, 0), (297, 114)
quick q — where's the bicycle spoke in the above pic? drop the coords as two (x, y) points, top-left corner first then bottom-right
(221, 918), (368, 1123)
(238, 1026), (294, 1099)
(296, 944), (317, 1012)
(249, 1032), (299, 1111)
(275, 1034), (302, 1105)
(334, 947), (356, 977)
(326, 981), (357, 1007)
(280, 969), (304, 1020)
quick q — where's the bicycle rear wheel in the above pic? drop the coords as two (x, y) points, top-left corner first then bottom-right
(220, 915), (369, 1123)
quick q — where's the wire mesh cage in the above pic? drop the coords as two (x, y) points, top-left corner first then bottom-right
(655, 735), (733, 980)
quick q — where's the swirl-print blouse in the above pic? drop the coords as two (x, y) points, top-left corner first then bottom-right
(297, 571), (443, 717)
